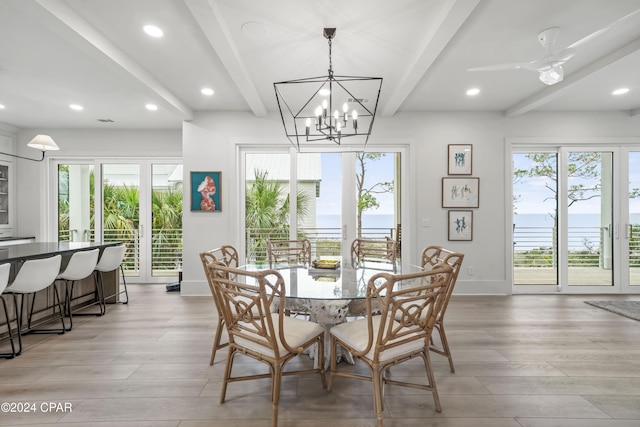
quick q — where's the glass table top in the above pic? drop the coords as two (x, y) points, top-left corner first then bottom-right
(242, 260), (424, 301)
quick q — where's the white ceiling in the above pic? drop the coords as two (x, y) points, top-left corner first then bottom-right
(1, 0), (640, 131)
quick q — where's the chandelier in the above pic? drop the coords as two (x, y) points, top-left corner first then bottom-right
(274, 28), (383, 152)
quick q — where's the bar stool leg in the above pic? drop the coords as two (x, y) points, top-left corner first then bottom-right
(0, 295), (17, 359)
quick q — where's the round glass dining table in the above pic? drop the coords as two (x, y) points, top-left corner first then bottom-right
(242, 260), (424, 366)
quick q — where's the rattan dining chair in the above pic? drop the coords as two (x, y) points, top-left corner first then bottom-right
(328, 264), (453, 426)
(205, 261), (326, 427)
(421, 245), (464, 373)
(266, 238), (312, 268)
(199, 245), (239, 365)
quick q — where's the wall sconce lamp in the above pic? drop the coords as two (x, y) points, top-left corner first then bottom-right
(0, 134), (60, 161)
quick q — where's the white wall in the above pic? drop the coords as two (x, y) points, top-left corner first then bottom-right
(181, 110), (640, 296)
(15, 128), (181, 240)
(7, 111), (640, 295)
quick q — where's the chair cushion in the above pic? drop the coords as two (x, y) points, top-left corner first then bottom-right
(330, 315), (424, 362)
(234, 313), (324, 359)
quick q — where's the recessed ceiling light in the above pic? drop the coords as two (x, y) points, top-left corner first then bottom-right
(69, 104), (84, 111)
(0, 104), (5, 110)
(319, 88), (331, 96)
(145, 103), (158, 111)
(201, 87), (214, 96)
(466, 88), (480, 96)
(143, 25), (163, 38)
(612, 87), (630, 95)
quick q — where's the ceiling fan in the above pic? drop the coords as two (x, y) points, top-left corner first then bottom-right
(468, 8), (640, 85)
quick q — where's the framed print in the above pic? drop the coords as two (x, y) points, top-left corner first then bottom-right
(442, 177), (479, 208)
(448, 210), (473, 241)
(191, 171), (221, 212)
(448, 144), (472, 175)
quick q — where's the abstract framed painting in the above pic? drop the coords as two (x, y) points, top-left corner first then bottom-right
(191, 171), (221, 212)
(448, 210), (473, 241)
(442, 177), (479, 208)
(448, 144), (472, 175)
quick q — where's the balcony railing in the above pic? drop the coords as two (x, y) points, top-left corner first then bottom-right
(58, 228), (183, 276)
(513, 225), (640, 268)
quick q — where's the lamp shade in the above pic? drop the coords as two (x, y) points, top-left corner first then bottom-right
(27, 135), (60, 151)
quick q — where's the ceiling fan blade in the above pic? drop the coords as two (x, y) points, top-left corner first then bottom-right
(468, 60), (540, 72)
(566, 8), (640, 50)
(468, 57), (549, 72)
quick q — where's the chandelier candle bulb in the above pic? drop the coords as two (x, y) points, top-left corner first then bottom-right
(352, 110), (358, 131)
(305, 118), (311, 136)
(322, 99), (328, 118)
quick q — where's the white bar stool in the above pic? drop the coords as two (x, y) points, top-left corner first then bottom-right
(56, 248), (100, 331)
(0, 263), (17, 358)
(94, 244), (128, 312)
(5, 255), (64, 353)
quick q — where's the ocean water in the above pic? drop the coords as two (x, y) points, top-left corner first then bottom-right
(316, 214), (394, 229)
(314, 213), (640, 249)
(514, 213), (640, 250)
(514, 213), (640, 228)
(317, 213), (640, 229)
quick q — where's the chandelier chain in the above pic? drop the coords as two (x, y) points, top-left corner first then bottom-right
(327, 37), (333, 77)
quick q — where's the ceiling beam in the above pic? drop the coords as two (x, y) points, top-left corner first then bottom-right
(506, 36), (640, 117)
(183, 0), (268, 117)
(35, 0), (194, 121)
(380, 0), (480, 117)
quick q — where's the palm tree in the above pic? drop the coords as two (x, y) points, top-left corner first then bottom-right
(102, 182), (138, 242)
(151, 185), (183, 270)
(245, 169), (309, 263)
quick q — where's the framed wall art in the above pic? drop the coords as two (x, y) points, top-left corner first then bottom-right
(448, 210), (473, 241)
(448, 144), (472, 175)
(191, 171), (221, 212)
(442, 177), (479, 208)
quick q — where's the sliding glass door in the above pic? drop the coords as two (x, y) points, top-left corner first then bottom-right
(625, 150), (640, 290)
(55, 159), (182, 283)
(512, 145), (639, 294)
(242, 147), (402, 264)
(563, 149), (614, 291)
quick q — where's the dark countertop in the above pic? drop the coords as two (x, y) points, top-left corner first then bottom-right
(0, 241), (119, 263)
(0, 236), (35, 241)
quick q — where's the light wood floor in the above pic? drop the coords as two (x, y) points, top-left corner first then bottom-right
(1, 285), (640, 426)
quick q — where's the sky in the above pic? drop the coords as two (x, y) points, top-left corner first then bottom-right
(316, 152), (396, 216)
(513, 151), (640, 216)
